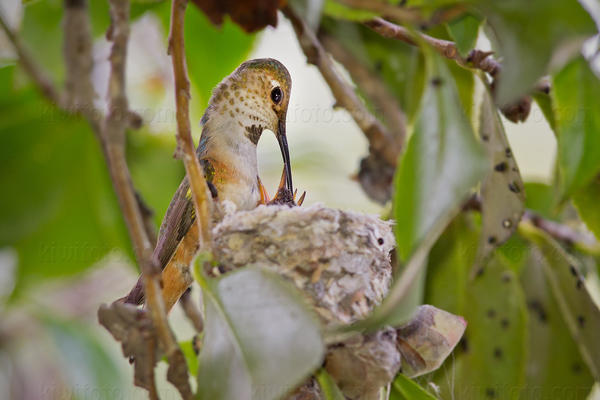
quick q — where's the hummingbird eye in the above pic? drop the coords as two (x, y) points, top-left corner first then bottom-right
(270, 87), (282, 104)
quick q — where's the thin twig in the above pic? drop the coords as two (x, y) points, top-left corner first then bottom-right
(179, 288), (204, 333)
(62, 0), (103, 132)
(319, 30), (406, 143)
(283, 6), (401, 166)
(364, 17), (501, 75)
(523, 211), (600, 254)
(169, 0), (214, 247)
(364, 17), (551, 98)
(104, 1), (192, 398)
(0, 9), (63, 105)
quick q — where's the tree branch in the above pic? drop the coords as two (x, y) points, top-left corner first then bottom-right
(318, 30), (407, 143)
(63, 0), (97, 118)
(179, 288), (204, 333)
(169, 0), (214, 248)
(104, 1), (192, 398)
(283, 6), (401, 167)
(363, 17), (549, 123)
(364, 17), (501, 76)
(365, 17), (539, 90)
(0, 9), (63, 105)
(523, 211), (600, 255)
(317, 30), (403, 203)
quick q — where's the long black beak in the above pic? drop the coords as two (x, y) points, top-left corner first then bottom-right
(276, 118), (293, 193)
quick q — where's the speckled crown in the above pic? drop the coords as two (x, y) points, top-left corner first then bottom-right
(236, 58), (291, 92)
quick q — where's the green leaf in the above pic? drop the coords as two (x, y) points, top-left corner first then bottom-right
(394, 50), (487, 260)
(473, 0), (596, 105)
(553, 57), (600, 198)
(475, 86), (525, 265)
(446, 13), (481, 58)
(196, 266), (324, 400)
(425, 216), (528, 400)
(523, 182), (558, 220)
(425, 214), (479, 315)
(179, 339), (199, 376)
(322, 0), (379, 21)
(391, 373), (437, 400)
(20, 0), (65, 82)
(446, 58), (474, 122)
(520, 249), (594, 399)
(573, 177), (600, 240)
(495, 233), (529, 275)
(445, 257), (527, 400)
(316, 368), (345, 400)
(404, 0), (462, 11)
(520, 223), (600, 380)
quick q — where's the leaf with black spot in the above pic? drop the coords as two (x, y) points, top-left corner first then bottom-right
(520, 247), (594, 396)
(473, 86), (525, 275)
(451, 256), (527, 399)
(520, 223), (600, 381)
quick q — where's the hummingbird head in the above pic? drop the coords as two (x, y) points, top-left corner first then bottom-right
(202, 58), (293, 193)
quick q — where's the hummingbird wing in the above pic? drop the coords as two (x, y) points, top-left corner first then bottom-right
(153, 133), (216, 269)
(123, 177), (195, 305)
(123, 135), (214, 305)
(153, 176), (196, 268)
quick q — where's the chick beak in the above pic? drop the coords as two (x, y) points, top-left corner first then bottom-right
(276, 118), (293, 193)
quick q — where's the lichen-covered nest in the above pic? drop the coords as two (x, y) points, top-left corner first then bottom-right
(212, 203), (395, 326)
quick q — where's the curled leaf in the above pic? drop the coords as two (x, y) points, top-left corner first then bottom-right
(396, 304), (467, 378)
(325, 328), (401, 399)
(191, 0), (284, 32)
(97, 302), (158, 391)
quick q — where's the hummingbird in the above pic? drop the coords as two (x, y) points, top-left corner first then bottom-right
(124, 58), (303, 310)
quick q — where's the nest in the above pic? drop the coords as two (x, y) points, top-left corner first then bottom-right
(213, 203), (395, 327)
(212, 204), (396, 399)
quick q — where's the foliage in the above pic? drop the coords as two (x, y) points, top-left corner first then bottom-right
(1, 0), (600, 398)
(196, 267), (324, 400)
